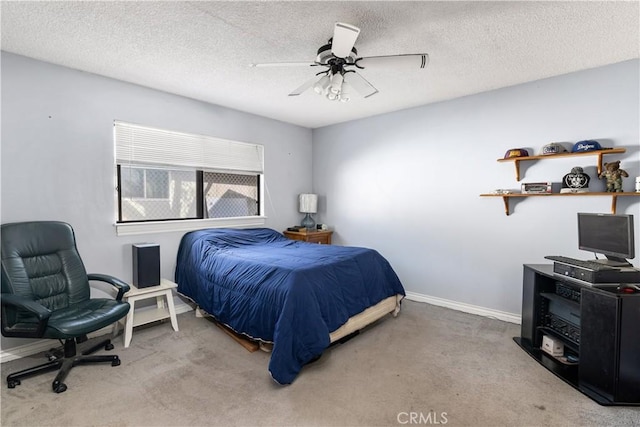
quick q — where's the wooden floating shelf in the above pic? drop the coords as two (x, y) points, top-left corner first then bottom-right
(497, 148), (626, 181)
(480, 192), (640, 216)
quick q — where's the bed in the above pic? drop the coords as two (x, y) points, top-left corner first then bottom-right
(175, 227), (405, 384)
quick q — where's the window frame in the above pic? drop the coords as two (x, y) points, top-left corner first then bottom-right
(115, 168), (265, 236)
(114, 121), (266, 236)
(115, 215), (267, 236)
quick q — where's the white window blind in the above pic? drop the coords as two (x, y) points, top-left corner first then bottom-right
(115, 121), (264, 173)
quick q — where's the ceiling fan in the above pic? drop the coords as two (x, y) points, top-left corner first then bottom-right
(250, 22), (429, 102)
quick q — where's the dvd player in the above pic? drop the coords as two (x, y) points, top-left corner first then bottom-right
(553, 262), (640, 283)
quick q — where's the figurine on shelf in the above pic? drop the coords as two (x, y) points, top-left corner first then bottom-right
(560, 166), (590, 193)
(598, 161), (628, 192)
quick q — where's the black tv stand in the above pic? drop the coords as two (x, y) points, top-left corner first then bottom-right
(515, 264), (640, 406)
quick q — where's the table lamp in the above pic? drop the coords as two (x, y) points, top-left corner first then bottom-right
(299, 193), (317, 230)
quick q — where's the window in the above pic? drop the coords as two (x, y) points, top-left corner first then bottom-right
(121, 166), (170, 200)
(118, 166), (199, 222)
(115, 121), (264, 233)
(204, 172), (259, 218)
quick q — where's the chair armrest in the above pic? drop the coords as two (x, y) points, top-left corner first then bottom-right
(87, 274), (131, 301)
(1, 293), (51, 338)
(1, 293), (51, 320)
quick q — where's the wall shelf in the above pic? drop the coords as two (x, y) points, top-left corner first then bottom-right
(497, 148), (626, 181)
(480, 192), (640, 216)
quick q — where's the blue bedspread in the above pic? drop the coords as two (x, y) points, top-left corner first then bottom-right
(175, 228), (405, 384)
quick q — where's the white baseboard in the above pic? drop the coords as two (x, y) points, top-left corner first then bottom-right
(0, 300), (193, 364)
(2, 295), (519, 363)
(405, 291), (521, 324)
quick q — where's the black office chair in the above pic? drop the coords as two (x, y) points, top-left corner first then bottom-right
(1, 221), (130, 393)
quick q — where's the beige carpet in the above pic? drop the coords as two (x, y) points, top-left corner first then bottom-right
(1, 300), (638, 426)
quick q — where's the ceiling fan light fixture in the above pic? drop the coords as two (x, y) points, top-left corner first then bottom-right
(329, 73), (344, 94)
(313, 74), (331, 94)
(339, 81), (351, 102)
(255, 22), (422, 102)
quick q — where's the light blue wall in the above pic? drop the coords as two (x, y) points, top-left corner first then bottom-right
(1, 52), (312, 349)
(312, 60), (640, 315)
(2, 52), (639, 352)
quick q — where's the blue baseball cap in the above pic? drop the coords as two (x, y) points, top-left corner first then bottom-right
(571, 140), (602, 152)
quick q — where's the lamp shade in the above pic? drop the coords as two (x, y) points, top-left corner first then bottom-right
(299, 193), (318, 214)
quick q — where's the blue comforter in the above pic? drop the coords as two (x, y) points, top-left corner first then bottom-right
(175, 228), (405, 384)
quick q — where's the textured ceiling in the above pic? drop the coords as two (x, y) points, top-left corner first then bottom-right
(1, 1), (639, 129)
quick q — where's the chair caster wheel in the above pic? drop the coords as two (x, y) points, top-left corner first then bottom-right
(105, 343), (114, 351)
(7, 379), (20, 388)
(112, 357), (121, 367)
(46, 348), (63, 360)
(45, 350), (60, 361)
(52, 382), (67, 393)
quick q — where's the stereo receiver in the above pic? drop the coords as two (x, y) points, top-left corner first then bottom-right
(553, 263), (640, 283)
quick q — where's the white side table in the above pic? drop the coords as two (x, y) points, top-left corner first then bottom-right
(116, 278), (179, 348)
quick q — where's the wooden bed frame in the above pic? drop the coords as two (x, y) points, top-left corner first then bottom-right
(192, 293), (403, 351)
(329, 294), (402, 343)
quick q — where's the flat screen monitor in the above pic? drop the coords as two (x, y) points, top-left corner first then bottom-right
(577, 213), (635, 266)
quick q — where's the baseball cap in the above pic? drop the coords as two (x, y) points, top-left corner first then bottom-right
(571, 140), (602, 153)
(504, 148), (529, 159)
(541, 143), (568, 155)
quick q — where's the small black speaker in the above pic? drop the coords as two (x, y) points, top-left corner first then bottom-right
(132, 243), (160, 288)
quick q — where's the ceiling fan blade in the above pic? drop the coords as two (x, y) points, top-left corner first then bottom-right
(356, 54), (429, 70)
(288, 76), (320, 96)
(345, 72), (378, 98)
(331, 22), (360, 58)
(250, 61), (317, 68)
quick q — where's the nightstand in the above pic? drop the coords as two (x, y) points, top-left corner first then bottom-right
(114, 278), (180, 348)
(283, 229), (333, 244)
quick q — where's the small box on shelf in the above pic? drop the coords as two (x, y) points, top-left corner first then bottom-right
(521, 182), (552, 194)
(542, 335), (564, 357)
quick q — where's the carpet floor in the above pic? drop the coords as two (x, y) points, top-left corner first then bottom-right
(1, 299), (638, 426)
